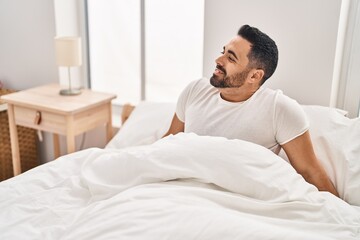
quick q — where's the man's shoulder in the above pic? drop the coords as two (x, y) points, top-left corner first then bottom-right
(255, 87), (303, 114)
(266, 88), (305, 116)
(251, 87), (282, 103)
(258, 87), (282, 96)
(259, 87), (296, 103)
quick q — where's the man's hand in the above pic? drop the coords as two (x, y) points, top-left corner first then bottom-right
(282, 131), (339, 197)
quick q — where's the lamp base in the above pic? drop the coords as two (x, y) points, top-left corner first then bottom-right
(59, 88), (81, 96)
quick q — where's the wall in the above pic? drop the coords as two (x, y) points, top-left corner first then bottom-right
(203, 0), (342, 106)
(0, 0), (58, 90)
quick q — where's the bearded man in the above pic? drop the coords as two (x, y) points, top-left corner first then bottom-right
(164, 24), (338, 197)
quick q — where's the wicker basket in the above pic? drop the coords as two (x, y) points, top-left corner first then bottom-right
(0, 89), (39, 181)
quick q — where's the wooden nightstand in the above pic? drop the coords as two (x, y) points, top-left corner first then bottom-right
(1, 84), (116, 176)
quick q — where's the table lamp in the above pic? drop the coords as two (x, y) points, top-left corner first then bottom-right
(54, 36), (82, 96)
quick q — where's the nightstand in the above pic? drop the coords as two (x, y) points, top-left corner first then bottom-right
(1, 84), (116, 176)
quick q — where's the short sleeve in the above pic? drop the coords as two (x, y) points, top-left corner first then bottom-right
(175, 79), (203, 122)
(274, 93), (309, 145)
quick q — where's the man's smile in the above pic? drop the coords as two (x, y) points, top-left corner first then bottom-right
(214, 65), (226, 75)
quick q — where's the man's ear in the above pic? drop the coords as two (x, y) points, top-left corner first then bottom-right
(248, 69), (264, 84)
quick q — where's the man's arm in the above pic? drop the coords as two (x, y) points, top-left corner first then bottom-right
(163, 113), (185, 138)
(281, 130), (339, 197)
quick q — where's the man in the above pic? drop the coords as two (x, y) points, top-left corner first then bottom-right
(164, 24), (339, 197)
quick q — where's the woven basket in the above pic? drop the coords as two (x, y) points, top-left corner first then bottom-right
(0, 89), (39, 181)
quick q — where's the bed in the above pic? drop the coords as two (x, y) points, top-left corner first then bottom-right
(0, 102), (359, 239)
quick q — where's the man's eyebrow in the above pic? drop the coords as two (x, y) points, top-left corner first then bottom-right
(223, 46), (238, 61)
(228, 50), (238, 61)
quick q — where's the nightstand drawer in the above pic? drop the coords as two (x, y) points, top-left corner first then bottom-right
(73, 103), (110, 135)
(14, 106), (67, 134)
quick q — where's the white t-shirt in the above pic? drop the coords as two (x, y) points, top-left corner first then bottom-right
(176, 78), (309, 154)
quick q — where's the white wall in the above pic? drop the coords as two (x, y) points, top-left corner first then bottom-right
(203, 0), (342, 106)
(0, 0), (58, 90)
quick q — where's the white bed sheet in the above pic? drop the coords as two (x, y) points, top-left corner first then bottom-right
(1, 133), (359, 239)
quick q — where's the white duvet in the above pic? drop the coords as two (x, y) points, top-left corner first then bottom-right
(0, 133), (359, 239)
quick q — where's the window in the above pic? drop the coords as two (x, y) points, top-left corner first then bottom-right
(87, 0), (204, 105)
(333, 0), (360, 118)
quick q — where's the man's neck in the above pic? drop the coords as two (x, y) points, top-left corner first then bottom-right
(219, 86), (260, 102)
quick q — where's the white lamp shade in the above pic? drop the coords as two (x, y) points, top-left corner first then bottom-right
(54, 36), (82, 66)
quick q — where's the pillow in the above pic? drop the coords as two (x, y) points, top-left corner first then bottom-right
(280, 105), (360, 205)
(106, 101), (176, 149)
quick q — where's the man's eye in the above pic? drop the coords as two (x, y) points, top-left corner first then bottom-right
(228, 57), (235, 62)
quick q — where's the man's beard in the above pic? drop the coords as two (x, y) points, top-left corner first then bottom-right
(210, 67), (251, 88)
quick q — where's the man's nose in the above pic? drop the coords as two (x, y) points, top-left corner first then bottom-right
(215, 55), (225, 66)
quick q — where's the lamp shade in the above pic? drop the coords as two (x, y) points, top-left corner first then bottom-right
(54, 36), (82, 66)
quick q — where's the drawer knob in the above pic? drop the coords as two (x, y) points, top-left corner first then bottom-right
(34, 111), (42, 125)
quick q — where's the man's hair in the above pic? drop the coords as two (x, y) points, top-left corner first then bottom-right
(238, 25), (278, 84)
